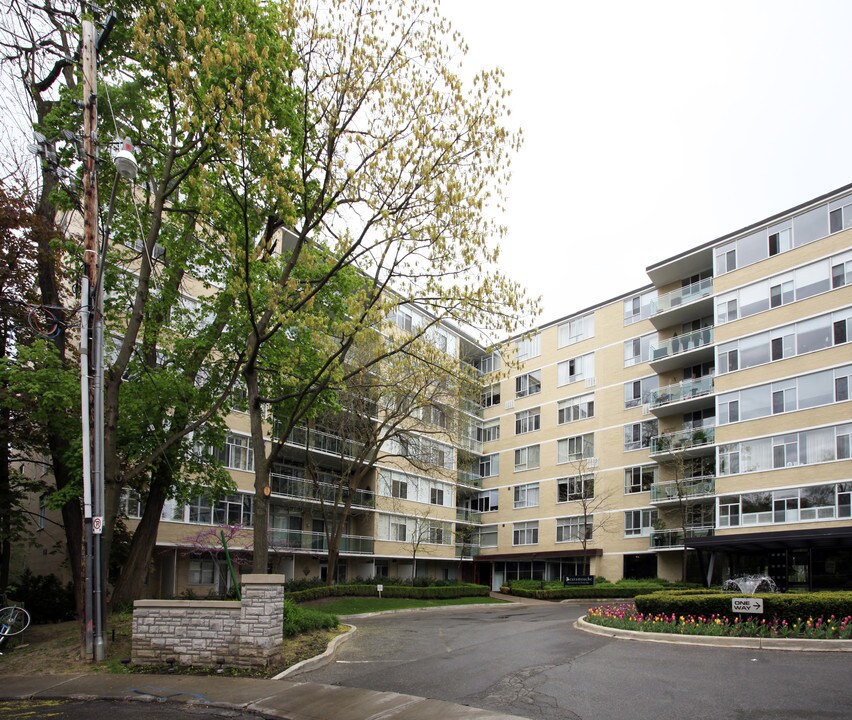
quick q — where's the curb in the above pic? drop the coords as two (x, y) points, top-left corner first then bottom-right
(575, 616), (852, 652)
(272, 624), (358, 679)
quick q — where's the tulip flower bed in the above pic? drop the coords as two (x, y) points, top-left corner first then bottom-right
(585, 603), (852, 639)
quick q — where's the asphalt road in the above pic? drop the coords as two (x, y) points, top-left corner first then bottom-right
(0, 698), (271, 719)
(298, 602), (852, 720)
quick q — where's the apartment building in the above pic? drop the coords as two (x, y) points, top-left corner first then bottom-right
(471, 183), (852, 592)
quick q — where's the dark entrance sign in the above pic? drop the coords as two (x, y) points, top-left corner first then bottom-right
(564, 575), (595, 586)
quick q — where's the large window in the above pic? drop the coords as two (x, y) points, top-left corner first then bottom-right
(624, 376), (659, 408)
(558, 393), (595, 424)
(515, 370), (542, 398)
(624, 334), (655, 367)
(558, 313), (595, 347)
(514, 482), (540, 509)
(719, 483), (851, 528)
(478, 421), (501, 443)
(478, 524), (498, 547)
(512, 521), (539, 546)
(557, 474), (594, 502)
(624, 420), (657, 451)
(514, 445), (541, 472)
(557, 353), (594, 386)
(515, 334), (541, 361)
(624, 290), (657, 325)
(472, 489), (499, 512)
(215, 433), (254, 472)
(480, 453), (500, 478)
(481, 383), (501, 408)
(214, 493), (253, 526)
(624, 509), (657, 537)
(717, 306), (852, 375)
(188, 496), (213, 524)
(556, 516), (592, 543)
(515, 407), (541, 435)
(624, 466), (656, 494)
(557, 434), (595, 463)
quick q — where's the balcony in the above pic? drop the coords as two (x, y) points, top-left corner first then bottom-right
(649, 327), (714, 374)
(650, 278), (714, 330)
(457, 432), (483, 456)
(456, 509), (482, 524)
(650, 426), (715, 458)
(285, 425), (368, 461)
(268, 529), (374, 555)
(648, 376), (714, 417)
(650, 526), (714, 549)
(650, 476), (715, 504)
(457, 469), (484, 489)
(455, 544), (481, 559)
(458, 397), (484, 418)
(269, 472), (375, 510)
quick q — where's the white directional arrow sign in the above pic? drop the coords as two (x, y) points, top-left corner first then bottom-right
(732, 598), (764, 614)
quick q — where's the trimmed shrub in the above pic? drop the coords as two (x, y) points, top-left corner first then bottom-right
(282, 598), (339, 636)
(634, 590), (852, 623)
(284, 582), (489, 603)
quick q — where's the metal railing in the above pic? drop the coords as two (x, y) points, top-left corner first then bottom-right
(284, 425), (368, 460)
(650, 476), (715, 503)
(650, 526), (714, 549)
(650, 327), (714, 361)
(268, 529), (374, 555)
(648, 376), (714, 409)
(269, 472), (375, 509)
(650, 426), (715, 455)
(651, 277), (713, 315)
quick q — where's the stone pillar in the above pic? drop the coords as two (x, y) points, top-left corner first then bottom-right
(238, 574), (286, 666)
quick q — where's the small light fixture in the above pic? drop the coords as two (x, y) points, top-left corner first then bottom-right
(113, 137), (138, 181)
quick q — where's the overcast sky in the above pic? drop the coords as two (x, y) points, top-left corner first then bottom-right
(441, 0), (852, 327)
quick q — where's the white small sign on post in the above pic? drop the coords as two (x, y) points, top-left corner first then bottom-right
(732, 597), (764, 614)
(377, 584), (384, 598)
(92, 516), (103, 534)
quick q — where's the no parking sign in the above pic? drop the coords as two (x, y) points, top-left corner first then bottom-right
(92, 516), (103, 534)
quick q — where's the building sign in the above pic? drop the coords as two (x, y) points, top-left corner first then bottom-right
(564, 575), (595, 586)
(732, 598), (764, 614)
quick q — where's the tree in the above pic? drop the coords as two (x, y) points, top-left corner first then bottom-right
(181, 523), (252, 598)
(237, 0), (533, 575)
(561, 455), (613, 573)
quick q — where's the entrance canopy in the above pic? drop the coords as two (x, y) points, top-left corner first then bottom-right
(687, 526), (852, 553)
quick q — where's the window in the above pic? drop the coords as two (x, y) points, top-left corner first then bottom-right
(772, 434), (799, 468)
(514, 445), (540, 472)
(515, 408), (541, 434)
(430, 487), (445, 505)
(514, 482), (540, 508)
(770, 279), (794, 308)
(481, 383), (501, 408)
(479, 453), (500, 478)
(391, 521), (407, 541)
(624, 290), (656, 325)
(428, 523), (446, 544)
(120, 488), (144, 519)
(624, 334), (654, 367)
(624, 509), (657, 537)
(624, 420), (657, 451)
(557, 353), (594, 385)
(515, 334), (541, 361)
(624, 466), (656, 494)
(558, 393), (595, 424)
(512, 521), (539, 546)
(557, 434), (595, 463)
(557, 474), (594, 502)
(624, 376), (659, 408)
(478, 525), (498, 547)
(38, 495), (47, 530)
(215, 433), (254, 472)
(478, 421), (500, 443)
(473, 489), (499, 512)
(556, 516), (592, 543)
(391, 306), (414, 332)
(833, 257), (852, 288)
(214, 493), (252, 526)
(188, 496), (213, 524)
(188, 559), (215, 585)
(768, 226), (792, 256)
(558, 313), (594, 347)
(392, 478), (408, 499)
(515, 370), (542, 398)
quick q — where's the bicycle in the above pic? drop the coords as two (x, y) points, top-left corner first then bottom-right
(0, 606), (30, 653)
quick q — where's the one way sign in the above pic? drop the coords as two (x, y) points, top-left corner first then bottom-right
(732, 598), (764, 614)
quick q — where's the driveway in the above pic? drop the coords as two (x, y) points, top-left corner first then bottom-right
(298, 601), (852, 720)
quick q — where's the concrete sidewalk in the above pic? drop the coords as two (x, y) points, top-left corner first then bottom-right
(0, 673), (527, 720)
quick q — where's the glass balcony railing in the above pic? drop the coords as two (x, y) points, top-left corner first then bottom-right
(650, 327), (714, 362)
(457, 433), (483, 455)
(650, 526), (714, 549)
(650, 426), (715, 455)
(285, 425), (368, 460)
(455, 544), (481, 559)
(269, 472), (375, 509)
(268, 529), (374, 555)
(650, 476), (715, 503)
(457, 469), (484, 489)
(459, 397), (484, 418)
(651, 278), (713, 315)
(648, 376), (714, 409)
(456, 509), (482, 524)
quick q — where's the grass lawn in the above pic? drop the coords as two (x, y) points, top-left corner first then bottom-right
(305, 595), (507, 615)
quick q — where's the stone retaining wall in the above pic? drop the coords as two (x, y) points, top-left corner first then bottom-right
(132, 574), (285, 668)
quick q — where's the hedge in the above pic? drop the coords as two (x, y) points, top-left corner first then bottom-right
(507, 583), (681, 600)
(634, 590), (852, 622)
(285, 583), (490, 603)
